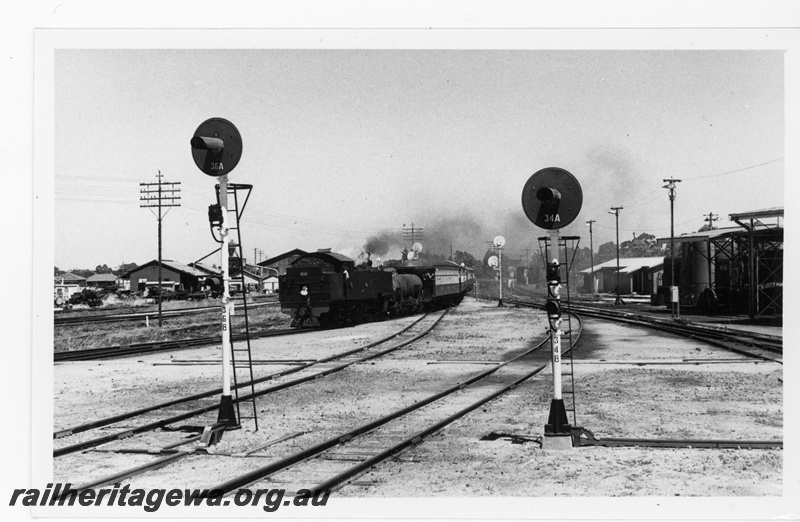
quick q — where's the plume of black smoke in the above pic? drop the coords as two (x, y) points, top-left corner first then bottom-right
(358, 146), (652, 265)
(416, 214), (487, 259)
(363, 230), (403, 257)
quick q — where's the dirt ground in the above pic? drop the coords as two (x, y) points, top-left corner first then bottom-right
(51, 298), (785, 514)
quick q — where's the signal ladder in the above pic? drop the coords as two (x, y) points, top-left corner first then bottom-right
(538, 234), (580, 428)
(216, 182), (259, 431)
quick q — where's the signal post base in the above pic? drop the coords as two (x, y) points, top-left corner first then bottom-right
(217, 394), (240, 428)
(543, 398), (573, 450)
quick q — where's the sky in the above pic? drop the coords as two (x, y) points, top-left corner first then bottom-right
(53, 45), (785, 270)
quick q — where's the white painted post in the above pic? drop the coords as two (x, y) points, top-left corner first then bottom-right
(548, 229), (562, 401)
(219, 174), (233, 401)
(498, 246), (503, 303)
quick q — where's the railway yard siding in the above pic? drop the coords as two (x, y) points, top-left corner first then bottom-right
(53, 298), (782, 498)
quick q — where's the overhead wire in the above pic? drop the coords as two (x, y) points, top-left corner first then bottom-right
(682, 157), (783, 181)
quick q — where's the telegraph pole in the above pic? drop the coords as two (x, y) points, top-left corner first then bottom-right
(703, 212), (718, 230)
(663, 179), (682, 320)
(586, 219), (596, 294)
(609, 207), (623, 305)
(402, 223), (424, 249)
(140, 171), (181, 326)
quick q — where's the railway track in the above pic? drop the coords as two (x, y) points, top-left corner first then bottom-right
(54, 300), (276, 326)
(64, 308), (579, 495)
(53, 311), (448, 457)
(505, 296), (782, 364)
(54, 327), (303, 362)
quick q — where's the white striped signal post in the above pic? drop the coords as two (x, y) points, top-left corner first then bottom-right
(217, 173), (234, 425)
(494, 235), (506, 306)
(190, 118), (244, 436)
(546, 248), (563, 402)
(521, 167), (583, 450)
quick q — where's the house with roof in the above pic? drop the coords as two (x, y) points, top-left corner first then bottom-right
(579, 257), (664, 295)
(54, 272), (86, 302)
(86, 273), (120, 290)
(55, 271), (87, 286)
(261, 272), (280, 293)
(229, 268), (264, 293)
(120, 260), (217, 295)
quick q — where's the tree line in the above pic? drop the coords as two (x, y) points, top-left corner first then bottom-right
(54, 262), (139, 279)
(491, 232), (665, 284)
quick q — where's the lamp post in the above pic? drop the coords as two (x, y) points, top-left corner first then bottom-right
(586, 219), (596, 294)
(609, 207), (623, 305)
(663, 179), (682, 320)
(494, 235), (506, 306)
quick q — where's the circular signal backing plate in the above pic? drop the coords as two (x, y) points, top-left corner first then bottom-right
(191, 118), (243, 177)
(487, 255), (498, 268)
(412, 242), (423, 253)
(493, 235), (506, 248)
(521, 167), (583, 229)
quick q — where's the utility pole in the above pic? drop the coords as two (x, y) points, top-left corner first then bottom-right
(703, 212), (719, 230)
(608, 206), (623, 305)
(140, 171), (181, 326)
(402, 223), (424, 258)
(402, 223), (422, 245)
(663, 179), (682, 320)
(253, 247), (265, 264)
(586, 219), (596, 294)
(524, 248), (530, 284)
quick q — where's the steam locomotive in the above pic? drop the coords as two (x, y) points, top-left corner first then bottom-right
(278, 249), (475, 327)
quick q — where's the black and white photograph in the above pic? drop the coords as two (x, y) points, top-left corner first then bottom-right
(4, 2), (799, 521)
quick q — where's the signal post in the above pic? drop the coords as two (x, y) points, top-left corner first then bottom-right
(216, 173), (236, 429)
(521, 167), (583, 450)
(190, 118), (244, 436)
(544, 246), (570, 443)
